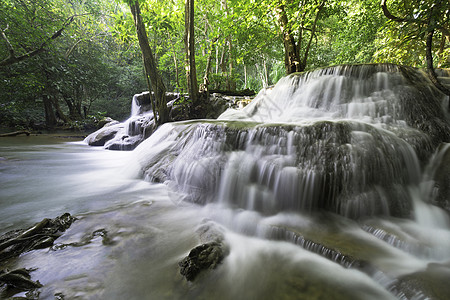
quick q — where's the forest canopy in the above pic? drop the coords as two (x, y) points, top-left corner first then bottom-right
(0, 0), (449, 129)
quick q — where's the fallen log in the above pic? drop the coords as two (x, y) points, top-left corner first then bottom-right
(0, 130), (31, 137)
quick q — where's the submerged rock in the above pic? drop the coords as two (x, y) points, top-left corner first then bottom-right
(0, 214), (75, 298)
(0, 268), (42, 289)
(394, 262), (450, 299)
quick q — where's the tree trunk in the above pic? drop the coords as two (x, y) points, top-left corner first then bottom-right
(129, 1), (168, 124)
(301, 2), (325, 70)
(275, 4), (302, 74)
(227, 39), (236, 90)
(244, 64), (248, 89)
(203, 39), (216, 89)
(168, 32), (181, 93)
(42, 94), (57, 127)
(185, 0), (199, 104)
(52, 97), (70, 123)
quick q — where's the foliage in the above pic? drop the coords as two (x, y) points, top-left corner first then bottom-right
(1, 0), (448, 130)
(0, 0), (146, 128)
(373, 0), (450, 68)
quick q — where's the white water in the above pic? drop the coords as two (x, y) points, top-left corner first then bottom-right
(219, 65), (406, 125)
(2, 65), (450, 299)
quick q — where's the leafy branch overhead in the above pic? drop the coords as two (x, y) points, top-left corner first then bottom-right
(0, 16), (75, 66)
(381, 0), (450, 98)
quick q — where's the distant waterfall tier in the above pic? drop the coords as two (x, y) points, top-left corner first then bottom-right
(220, 64), (449, 152)
(128, 64), (450, 219)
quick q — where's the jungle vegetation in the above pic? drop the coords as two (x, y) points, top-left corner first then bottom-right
(0, 0), (448, 129)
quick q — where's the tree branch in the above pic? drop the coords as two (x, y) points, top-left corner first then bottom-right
(380, 0), (407, 23)
(0, 25), (15, 57)
(302, 1), (325, 69)
(0, 15), (76, 67)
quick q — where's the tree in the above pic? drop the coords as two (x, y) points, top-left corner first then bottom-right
(0, 0), (146, 128)
(274, 0), (326, 74)
(185, 0), (200, 102)
(128, 0), (169, 124)
(380, 0), (450, 98)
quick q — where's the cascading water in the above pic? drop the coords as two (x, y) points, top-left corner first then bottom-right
(84, 92), (156, 150)
(2, 64), (450, 299)
(130, 64), (449, 218)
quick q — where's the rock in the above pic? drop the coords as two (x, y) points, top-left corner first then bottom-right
(179, 220), (229, 281)
(84, 123), (124, 147)
(0, 213), (76, 263)
(0, 269), (42, 289)
(178, 242), (226, 281)
(51, 228), (115, 250)
(0, 268), (42, 299)
(104, 134), (144, 151)
(394, 262), (450, 299)
(97, 117), (119, 128)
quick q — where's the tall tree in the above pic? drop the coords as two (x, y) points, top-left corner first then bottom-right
(185, 0), (199, 103)
(275, 0), (326, 74)
(128, 0), (169, 124)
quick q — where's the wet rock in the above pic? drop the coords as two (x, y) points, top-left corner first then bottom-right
(394, 262), (450, 299)
(0, 213), (77, 263)
(105, 134), (144, 151)
(0, 268), (41, 299)
(179, 220), (229, 281)
(54, 292), (66, 300)
(51, 228), (115, 250)
(0, 268), (42, 289)
(97, 117), (119, 128)
(179, 242), (226, 281)
(84, 123), (124, 147)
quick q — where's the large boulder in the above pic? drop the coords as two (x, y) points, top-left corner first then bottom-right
(84, 123), (124, 147)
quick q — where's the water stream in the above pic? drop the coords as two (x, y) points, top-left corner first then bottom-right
(1, 64), (450, 299)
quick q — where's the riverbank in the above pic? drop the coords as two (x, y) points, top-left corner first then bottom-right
(0, 128), (92, 141)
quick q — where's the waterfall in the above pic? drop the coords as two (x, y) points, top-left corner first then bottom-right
(129, 64), (450, 220)
(130, 93), (141, 117)
(84, 91), (156, 150)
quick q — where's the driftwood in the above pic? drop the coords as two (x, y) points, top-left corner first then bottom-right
(0, 130), (31, 137)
